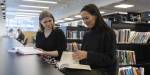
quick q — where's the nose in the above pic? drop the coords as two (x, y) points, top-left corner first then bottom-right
(45, 21), (50, 26)
(84, 21), (88, 25)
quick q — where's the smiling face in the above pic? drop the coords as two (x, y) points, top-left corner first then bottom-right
(80, 11), (96, 29)
(40, 17), (54, 30)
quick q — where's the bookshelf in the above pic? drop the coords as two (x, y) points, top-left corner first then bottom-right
(66, 25), (86, 51)
(104, 11), (150, 75)
(118, 66), (144, 75)
(117, 50), (144, 75)
(114, 29), (150, 44)
(113, 23), (150, 75)
(103, 12), (141, 23)
(105, 11), (150, 75)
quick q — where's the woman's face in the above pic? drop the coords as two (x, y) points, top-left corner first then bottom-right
(80, 11), (96, 28)
(41, 17), (54, 30)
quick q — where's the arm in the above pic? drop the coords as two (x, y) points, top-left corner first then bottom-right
(55, 29), (67, 58)
(41, 50), (59, 57)
(87, 31), (117, 66)
(35, 32), (41, 48)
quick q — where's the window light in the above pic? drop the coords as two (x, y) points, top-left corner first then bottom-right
(100, 11), (105, 14)
(75, 15), (81, 18)
(64, 18), (74, 21)
(18, 9), (42, 13)
(22, 0), (57, 4)
(19, 5), (49, 9)
(114, 4), (134, 8)
(56, 20), (65, 22)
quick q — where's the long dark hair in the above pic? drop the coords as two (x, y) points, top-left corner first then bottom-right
(81, 4), (111, 32)
(39, 11), (55, 32)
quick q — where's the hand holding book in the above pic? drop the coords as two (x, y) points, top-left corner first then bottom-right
(56, 42), (91, 70)
(72, 50), (87, 61)
(56, 51), (91, 70)
(72, 42), (87, 61)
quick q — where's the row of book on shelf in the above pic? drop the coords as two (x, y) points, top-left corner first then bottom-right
(114, 29), (150, 44)
(118, 66), (144, 75)
(67, 43), (81, 51)
(117, 50), (144, 75)
(66, 28), (150, 44)
(66, 31), (85, 40)
(117, 50), (136, 66)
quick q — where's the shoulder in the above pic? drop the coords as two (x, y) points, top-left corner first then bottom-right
(103, 29), (116, 39)
(36, 31), (43, 36)
(53, 28), (64, 34)
(37, 31), (42, 34)
(83, 30), (90, 38)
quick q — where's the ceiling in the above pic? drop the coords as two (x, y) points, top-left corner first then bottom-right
(2, 0), (150, 28)
(5, 0), (123, 19)
(100, 0), (150, 13)
(4, 0), (150, 20)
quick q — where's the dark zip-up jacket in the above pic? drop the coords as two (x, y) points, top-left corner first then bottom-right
(80, 28), (117, 75)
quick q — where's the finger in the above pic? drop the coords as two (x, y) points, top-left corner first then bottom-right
(72, 53), (77, 59)
(73, 53), (79, 60)
(36, 48), (42, 51)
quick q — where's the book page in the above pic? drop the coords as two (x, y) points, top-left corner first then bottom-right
(60, 51), (79, 64)
(14, 47), (43, 55)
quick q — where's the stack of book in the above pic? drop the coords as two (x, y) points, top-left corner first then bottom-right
(119, 66), (144, 75)
(66, 31), (85, 40)
(117, 50), (136, 65)
(114, 29), (150, 43)
(117, 50), (144, 75)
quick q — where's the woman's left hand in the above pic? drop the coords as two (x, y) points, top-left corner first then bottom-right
(72, 50), (87, 61)
(36, 48), (47, 55)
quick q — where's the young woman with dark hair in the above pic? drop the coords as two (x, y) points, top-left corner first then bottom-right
(72, 4), (118, 75)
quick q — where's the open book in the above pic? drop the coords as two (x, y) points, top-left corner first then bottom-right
(8, 47), (43, 55)
(56, 51), (91, 70)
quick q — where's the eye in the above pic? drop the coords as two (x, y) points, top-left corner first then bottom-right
(82, 17), (88, 20)
(43, 20), (51, 24)
(48, 20), (51, 22)
(43, 21), (47, 24)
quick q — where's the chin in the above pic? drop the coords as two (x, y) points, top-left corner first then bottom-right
(45, 28), (51, 30)
(86, 25), (92, 29)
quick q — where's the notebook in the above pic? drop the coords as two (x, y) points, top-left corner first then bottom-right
(8, 47), (43, 55)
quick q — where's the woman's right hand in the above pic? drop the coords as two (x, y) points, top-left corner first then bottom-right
(72, 50), (87, 61)
(36, 48), (46, 55)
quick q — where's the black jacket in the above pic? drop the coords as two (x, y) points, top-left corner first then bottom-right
(35, 29), (67, 59)
(80, 28), (117, 75)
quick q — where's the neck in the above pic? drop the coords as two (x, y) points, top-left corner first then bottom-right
(44, 28), (52, 32)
